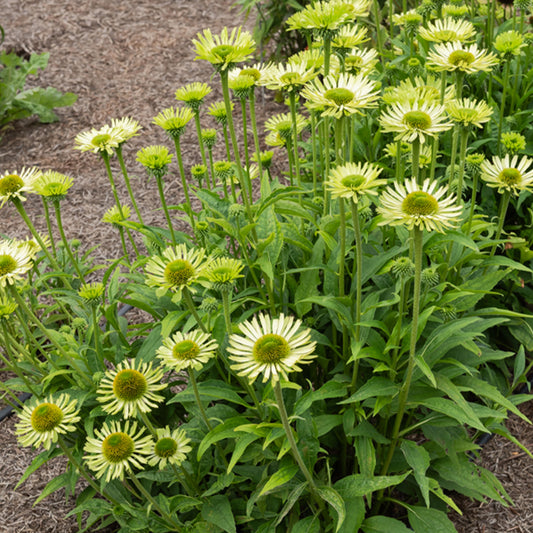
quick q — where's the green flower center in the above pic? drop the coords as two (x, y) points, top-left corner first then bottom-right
(402, 191), (439, 216)
(240, 68), (261, 81)
(211, 266), (233, 279)
(92, 133), (111, 147)
(0, 174), (24, 195)
(155, 437), (178, 458)
(448, 50), (475, 66)
(340, 174), (367, 190)
(164, 259), (195, 287)
(280, 72), (302, 85)
(324, 88), (354, 106)
(458, 108), (479, 123)
(346, 55), (363, 68)
(102, 432), (134, 463)
(113, 369), (148, 401)
(0, 255), (17, 276)
(172, 340), (200, 360)
(42, 182), (65, 197)
(499, 168), (521, 186)
(404, 111), (432, 130)
(253, 334), (290, 363)
(31, 403), (64, 432)
(211, 44), (235, 60)
(438, 30), (457, 42)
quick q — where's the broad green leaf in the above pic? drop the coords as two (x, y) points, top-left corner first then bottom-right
(513, 345), (526, 387)
(334, 473), (409, 498)
(227, 433), (262, 473)
(419, 397), (487, 432)
(169, 380), (249, 408)
(34, 472), (70, 505)
(274, 482), (308, 526)
(291, 516), (321, 533)
(295, 378), (350, 415)
(197, 416), (249, 460)
(16, 447), (62, 489)
(401, 440), (430, 507)
(317, 485), (346, 533)
(340, 377), (400, 404)
(259, 464), (299, 496)
(408, 506), (457, 533)
(201, 495), (236, 533)
(361, 516), (412, 533)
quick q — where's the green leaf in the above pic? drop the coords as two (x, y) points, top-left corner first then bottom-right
(201, 495), (236, 533)
(361, 516), (412, 533)
(513, 345), (526, 387)
(259, 464), (299, 496)
(401, 440), (430, 507)
(408, 506), (457, 533)
(317, 485), (345, 533)
(34, 472), (70, 505)
(419, 396), (488, 432)
(227, 433), (262, 473)
(339, 377), (400, 404)
(291, 516), (321, 533)
(169, 380), (249, 408)
(274, 482), (308, 526)
(334, 473), (409, 498)
(197, 416), (249, 460)
(16, 447), (62, 489)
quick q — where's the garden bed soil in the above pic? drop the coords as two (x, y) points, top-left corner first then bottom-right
(0, 1), (532, 531)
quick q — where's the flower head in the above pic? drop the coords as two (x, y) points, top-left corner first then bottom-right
(153, 107), (194, 140)
(204, 257), (245, 292)
(74, 125), (122, 155)
(145, 244), (209, 299)
(15, 394), (80, 450)
(442, 4), (469, 18)
(380, 101), (453, 143)
(260, 62), (318, 93)
(332, 24), (369, 53)
(78, 281), (105, 308)
(0, 167), (41, 207)
(148, 427), (192, 469)
(446, 98), (493, 128)
(501, 132), (526, 156)
(0, 240), (34, 287)
(378, 178), (462, 232)
(265, 113), (307, 140)
(207, 101), (233, 126)
(102, 204), (131, 227)
(228, 313), (317, 384)
(191, 164), (208, 185)
(110, 117), (142, 144)
(0, 293), (17, 320)
(175, 82), (212, 112)
(286, 1), (354, 37)
(136, 145), (173, 179)
(33, 171), (74, 203)
(494, 30), (526, 58)
(418, 18), (476, 43)
(97, 359), (166, 419)
(302, 72), (379, 118)
(480, 155), (533, 196)
(157, 329), (218, 372)
(328, 161), (386, 202)
(427, 41), (499, 74)
(201, 128), (217, 149)
(193, 27), (255, 71)
(382, 75), (455, 106)
(84, 420), (153, 482)
(214, 160), (237, 185)
(342, 48), (379, 76)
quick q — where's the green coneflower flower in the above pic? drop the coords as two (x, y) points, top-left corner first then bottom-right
(15, 394), (80, 450)
(145, 243), (210, 298)
(201, 128), (217, 149)
(33, 170), (74, 203)
(391, 256), (415, 278)
(442, 3), (470, 17)
(302, 72), (379, 118)
(382, 75), (455, 106)
(265, 113), (307, 140)
(78, 281), (105, 308)
(421, 266), (440, 287)
(494, 30), (526, 58)
(412, 144), (437, 168)
(148, 427), (192, 469)
(191, 164), (208, 184)
(288, 48), (329, 73)
(97, 359), (166, 419)
(418, 17), (476, 43)
(265, 131), (287, 148)
(378, 178), (462, 232)
(213, 160), (237, 185)
(501, 132), (526, 155)
(286, 0), (354, 37)
(252, 150), (274, 170)
(446, 98), (493, 128)
(10, 234), (51, 256)
(0, 167), (41, 208)
(228, 72), (256, 99)
(110, 117), (142, 144)
(0, 293), (17, 320)
(0, 240), (34, 287)
(332, 24), (369, 53)
(384, 141), (411, 160)
(327, 161), (386, 202)
(342, 48), (379, 76)
(136, 145), (173, 179)
(260, 62), (318, 93)
(480, 155), (533, 196)
(193, 26), (256, 71)
(84, 420), (153, 482)
(427, 42), (499, 74)
(175, 82), (212, 112)
(380, 101), (453, 143)
(102, 204), (131, 227)
(207, 101), (232, 126)
(205, 257), (245, 292)
(157, 329), (219, 372)
(153, 107), (195, 140)
(228, 313), (317, 384)
(466, 152), (485, 174)
(74, 125), (122, 155)
(393, 9), (423, 33)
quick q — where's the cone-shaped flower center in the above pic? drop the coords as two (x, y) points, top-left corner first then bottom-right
(499, 168), (521, 185)
(346, 55), (363, 68)
(341, 174), (367, 190)
(240, 68), (261, 81)
(172, 340), (200, 360)
(402, 191), (439, 216)
(324, 88), (354, 106)
(404, 111), (432, 129)
(113, 369), (148, 401)
(458, 108), (479, 123)
(102, 432), (134, 463)
(0, 174), (24, 195)
(253, 334), (290, 363)
(0, 255), (17, 276)
(211, 44), (235, 60)
(31, 403), (64, 432)
(164, 259), (195, 286)
(448, 50), (475, 66)
(155, 437), (178, 458)
(210, 266), (233, 280)
(280, 72), (302, 85)
(92, 133), (112, 147)
(42, 182), (65, 197)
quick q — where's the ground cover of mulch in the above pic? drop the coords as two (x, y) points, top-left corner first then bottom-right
(0, 1), (532, 531)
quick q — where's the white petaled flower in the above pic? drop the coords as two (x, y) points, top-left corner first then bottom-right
(285, 1), (355, 36)
(157, 329), (218, 372)
(379, 101), (453, 144)
(332, 24), (369, 52)
(480, 155), (533, 196)
(382, 75), (455, 106)
(302, 72), (379, 118)
(97, 359), (166, 419)
(446, 98), (493, 128)
(259, 62), (318, 93)
(342, 48), (379, 76)
(110, 117), (142, 144)
(15, 394), (80, 450)
(84, 420), (153, 482)
(327, 161), (386, 202)
(0, 167), (41, 207)
(148, 426), (192, 469)
(418, 18), (476, 43)
(74, 124), (122, 155)
(427, 41), (499, 74)
(378, 178), (462, 232)
(0, 240), (34, 287)
(228, 313), (317, 384)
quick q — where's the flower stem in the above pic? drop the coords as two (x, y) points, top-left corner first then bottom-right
(40, 198), (57, 257)
(466, 170), (479, 233)
(497, 60), (511, 156)
(194, 111), (210, 184)
(116, 146), (144, 224)
(455, 126), (470, 205)
(248, 90), (264, 187)
(411, 138), (421, 186)
(155, 174), (177, 246)
(490, 191), (511, 256)
(350, 201), (363, 391)
(289, 91), (303, 188)
(53, 201), (85, 282)
(182, 287), (207, 333)
(173, 137), (196, 233)
(188, 368), (212, 431)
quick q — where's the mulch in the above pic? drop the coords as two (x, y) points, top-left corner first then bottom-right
(0, 1), (532, 531)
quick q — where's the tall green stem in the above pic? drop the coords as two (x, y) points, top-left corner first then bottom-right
(116, 146), (144, 224)
(182, 287), (207, 333)
(53, 202), (85, 282)
(497, 60), (511, 156)
(411, 138), (421, 185)
(188, 368), (212, 431)
(350, 202), (363, 391)
(40, 198), (57, 257)
(289, 92), (303, 188)
(155, 174), (177, 246)
(194, 111), (210, 183)
(455, 126), (470, 205)
(248, 90), (264, 187)
(172, 137), (196, 233)
(490, 191), (511, 256)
